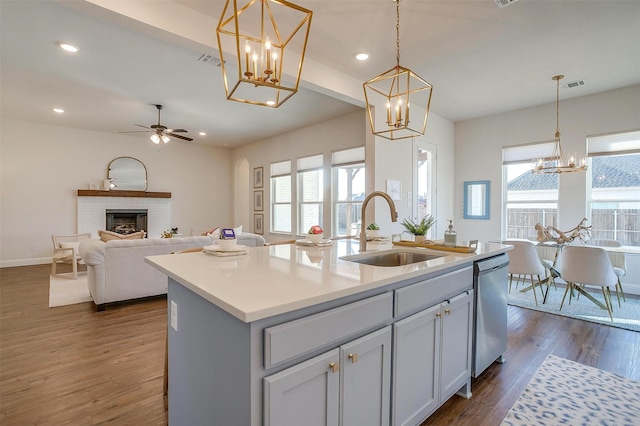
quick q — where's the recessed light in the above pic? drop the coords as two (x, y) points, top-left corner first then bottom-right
(356, 53), (369, 61)
(199, 132), (206, 136)
(58, 42), (79, 53)
(52, 108), (65, 113)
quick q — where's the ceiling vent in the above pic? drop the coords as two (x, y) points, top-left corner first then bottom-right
(562, 80), (586, 89)
(198, 54), (224, 67)
(495, 0), (519, 8)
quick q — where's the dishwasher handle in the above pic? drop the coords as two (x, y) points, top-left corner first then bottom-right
(474, 253), (509, 275)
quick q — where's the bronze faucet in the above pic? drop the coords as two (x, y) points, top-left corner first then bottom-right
(360, 191), (398, 252)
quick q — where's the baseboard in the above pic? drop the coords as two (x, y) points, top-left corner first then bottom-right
(0, 257), (51, 268)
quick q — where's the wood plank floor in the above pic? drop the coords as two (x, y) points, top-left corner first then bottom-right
(1, 264), (639, 425)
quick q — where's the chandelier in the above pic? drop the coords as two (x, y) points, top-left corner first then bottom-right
(216, 0), (313, 108)
(363, 0), (433, 141)
(532, 75), (587, 174)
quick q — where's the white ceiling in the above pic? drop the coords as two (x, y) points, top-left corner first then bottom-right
(1, 0), (639, 148)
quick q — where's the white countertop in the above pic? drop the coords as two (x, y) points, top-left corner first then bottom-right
(145, 240), (511, 323)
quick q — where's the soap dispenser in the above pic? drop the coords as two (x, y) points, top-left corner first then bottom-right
(444, 220), (457, 247)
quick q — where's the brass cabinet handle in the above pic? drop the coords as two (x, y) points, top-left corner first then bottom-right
(348, 353), (358, 363)
(445, 309), (451, 315)
(329, 362), (340, 373)
(436, 312), (441, 317)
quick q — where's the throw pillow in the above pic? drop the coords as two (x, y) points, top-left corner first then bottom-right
(98, 230), (145, 242)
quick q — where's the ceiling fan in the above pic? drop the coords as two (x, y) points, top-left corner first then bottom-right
(123, 104), (193, 143)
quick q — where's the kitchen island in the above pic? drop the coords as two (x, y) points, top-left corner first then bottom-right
(146, 239), (511, 426)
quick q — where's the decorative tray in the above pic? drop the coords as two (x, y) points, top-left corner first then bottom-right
(295, 239), (333, 247)
(203, 245), (248, 256)
(392, 239), (478, 253)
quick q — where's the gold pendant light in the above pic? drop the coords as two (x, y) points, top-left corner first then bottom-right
(363, 0), (433, 140)
(216, 0), (313, 108)
(532, 75), (587, 174)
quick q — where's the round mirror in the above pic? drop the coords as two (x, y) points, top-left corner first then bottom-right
(107, 157), (148, 191)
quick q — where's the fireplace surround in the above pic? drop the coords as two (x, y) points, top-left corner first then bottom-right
(77, 190), (171, 238)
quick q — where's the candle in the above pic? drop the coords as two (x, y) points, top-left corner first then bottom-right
(244, 41), (251, 75)
(252, 53), (258, 79)
(386, 102), (391, 124)
(272, 52), (278, 82)
(265, 37), (271, 73)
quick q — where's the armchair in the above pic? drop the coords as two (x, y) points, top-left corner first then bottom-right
(51, 233), (92, 279)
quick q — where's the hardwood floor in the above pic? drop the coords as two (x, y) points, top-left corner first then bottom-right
(1, 264), (638, 425)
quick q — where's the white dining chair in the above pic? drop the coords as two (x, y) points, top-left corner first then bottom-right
(587, 239), (626, 306)
(51, 233), (92, 279)
(503, 240), (549, 305)
(558, 245), (618, 321)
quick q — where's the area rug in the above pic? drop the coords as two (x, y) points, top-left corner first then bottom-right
(507, 281), (640, 333)
(501, 355), (640, 425)
(49, 273), (92, 307)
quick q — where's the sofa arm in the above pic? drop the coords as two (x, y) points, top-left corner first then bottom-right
(79, 239), (107, 308)
(79, 239), (106, 266)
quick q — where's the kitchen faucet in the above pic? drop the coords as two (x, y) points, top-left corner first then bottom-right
(360, 191), (398, 252)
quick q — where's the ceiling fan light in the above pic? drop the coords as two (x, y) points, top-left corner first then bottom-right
(150, 133), (161, 144)
(162, 135), (170, 144)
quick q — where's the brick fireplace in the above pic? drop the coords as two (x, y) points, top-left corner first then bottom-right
(77, 190), (171, 238)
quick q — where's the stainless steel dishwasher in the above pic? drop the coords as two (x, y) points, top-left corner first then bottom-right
(472, 253), (509, 378)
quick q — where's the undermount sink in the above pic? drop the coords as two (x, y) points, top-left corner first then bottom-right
(341, 250), (445, 267)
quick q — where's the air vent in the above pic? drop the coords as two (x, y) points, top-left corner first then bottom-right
(562, 80), (585, 89)
(198, 54), (224, 67)
(495, 0), (519, 8)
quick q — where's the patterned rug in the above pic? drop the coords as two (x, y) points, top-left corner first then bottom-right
(49, 273), (92, 307)
(501, 355), (640, 425)
(507, 281), (640, 332)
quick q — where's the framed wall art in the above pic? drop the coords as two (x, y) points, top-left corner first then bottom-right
(253, 166), (263, 188)
(254, 190), (263, 211)
(254, 214), (264, 235)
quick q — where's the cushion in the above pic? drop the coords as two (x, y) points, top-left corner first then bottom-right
(59, 241), (81, 251)
(98, 229), (145, 242)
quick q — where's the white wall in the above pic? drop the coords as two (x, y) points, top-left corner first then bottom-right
(372, 111), (455, 239)
(454, 84), (640, 244)
(0, 117), (232, 266)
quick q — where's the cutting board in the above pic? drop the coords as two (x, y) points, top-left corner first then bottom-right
(392, 239), (478, 253)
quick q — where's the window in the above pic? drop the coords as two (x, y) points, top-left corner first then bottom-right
(415, 143), (436, 238)
(297, 155), (323, 235)
(332, 147), (365, 237)
(270, 160), (291, 233)
(503, 142), (559, 240)
(587, 130), (640, 246)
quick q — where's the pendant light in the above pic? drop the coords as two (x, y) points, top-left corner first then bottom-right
(532, 75), (587, 174)
(363, 0), (433, 140)
(216, 0), (313, 108)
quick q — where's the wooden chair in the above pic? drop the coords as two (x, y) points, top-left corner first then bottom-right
(51, 233), (91, 279)
(559, 246), (618, 321)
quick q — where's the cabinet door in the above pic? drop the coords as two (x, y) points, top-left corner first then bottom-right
(440, 291), (473, 402)
(392, 304), (441, 426)
(341, 326), (392, 426)
(264, 349), (340, 426)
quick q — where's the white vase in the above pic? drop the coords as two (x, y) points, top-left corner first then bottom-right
(414, 235), (426, 244)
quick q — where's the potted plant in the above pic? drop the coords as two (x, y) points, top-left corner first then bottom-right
(366, 223), (380, 238)
(401, 216), (436, 243)
(307, 225), (324, 244)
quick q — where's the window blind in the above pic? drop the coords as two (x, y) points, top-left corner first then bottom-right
(332, 147), (365, 165)
(587, 130), (640, 157)
(270, 160), (291, 177)
(502, 141), (555, 165)
(297, 154), (323, 172)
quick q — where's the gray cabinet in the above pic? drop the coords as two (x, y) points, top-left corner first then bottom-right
(264, 326), (392, 426)
(392, 291), (473, 426)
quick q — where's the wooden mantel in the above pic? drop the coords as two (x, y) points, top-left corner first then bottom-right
(77, 190), (171, 198)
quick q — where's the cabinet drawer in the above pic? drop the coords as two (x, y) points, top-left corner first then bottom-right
(395, 266), (472, 317)
(264, 292), (393, 369)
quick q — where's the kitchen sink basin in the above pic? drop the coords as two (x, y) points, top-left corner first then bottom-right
(341, 250), (444, 267)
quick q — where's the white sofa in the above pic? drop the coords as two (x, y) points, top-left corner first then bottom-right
(79, 233), (266, 310)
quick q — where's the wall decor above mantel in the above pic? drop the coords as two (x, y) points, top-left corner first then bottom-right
(77, 190), (171, 198)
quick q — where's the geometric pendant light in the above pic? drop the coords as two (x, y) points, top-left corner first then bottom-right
(363, 0), (433, 140)
(216, 0), (313, 108)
